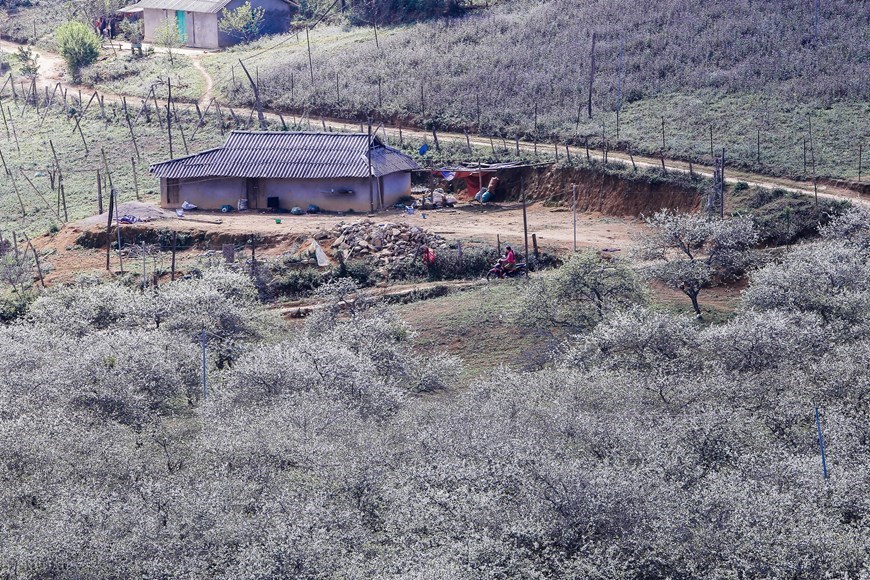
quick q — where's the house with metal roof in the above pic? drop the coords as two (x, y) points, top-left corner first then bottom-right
(150, 131), (421, 213)
(122, 0), (293, 49)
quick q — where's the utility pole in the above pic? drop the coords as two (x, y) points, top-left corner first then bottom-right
(201, 326), (207, 401)
(367, 118), (374, 214)
(572, 183), (577, 252)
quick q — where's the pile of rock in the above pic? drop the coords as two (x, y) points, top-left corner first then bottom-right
(327, 220), (450, 277)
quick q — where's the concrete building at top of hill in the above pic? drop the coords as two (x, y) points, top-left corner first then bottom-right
(149, 131), (421, 213)
(121, 0), (294, 49)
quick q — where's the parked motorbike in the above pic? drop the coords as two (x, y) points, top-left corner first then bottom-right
(486, 261), (527, 281)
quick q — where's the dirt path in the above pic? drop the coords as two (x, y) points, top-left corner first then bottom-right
(1, 39), (863, 208)
(188, 55), (213, 110)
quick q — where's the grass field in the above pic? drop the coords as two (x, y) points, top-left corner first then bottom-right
(200, 0), (868, 181)
(0, 92), (226, 236)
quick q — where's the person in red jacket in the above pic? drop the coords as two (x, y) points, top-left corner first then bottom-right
(499, 245), (516, 272)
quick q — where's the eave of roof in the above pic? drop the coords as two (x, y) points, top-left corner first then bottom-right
(125, 0), (232, 14)
(150, 131), (420, 180)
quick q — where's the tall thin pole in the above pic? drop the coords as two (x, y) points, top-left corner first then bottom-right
(808, 115), (818, 205)
(167, 77), (173, 159)
(572, 183), (577, 252)
(305, 27), (314, 84)
(720, 148), (726, 219)
(521, 177), (529, 274)
(815, 406), (828, 480)
(171, 230), (177, 281)
(367, 118), (374, 214)
(201, 326), (207, 401)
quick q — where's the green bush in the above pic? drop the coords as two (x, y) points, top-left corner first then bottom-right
(56, 21), (101, 81)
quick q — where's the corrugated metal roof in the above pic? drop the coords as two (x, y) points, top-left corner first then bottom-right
(150, 131), (420, 180)
(126, 0), (232, 14)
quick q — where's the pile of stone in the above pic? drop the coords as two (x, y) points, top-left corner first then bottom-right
(326, 220), (450, 277)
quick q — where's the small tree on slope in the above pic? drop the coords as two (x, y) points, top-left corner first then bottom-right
(637, 210), (757, 317)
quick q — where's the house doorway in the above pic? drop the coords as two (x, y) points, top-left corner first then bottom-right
(175, 10), (187, 43)
(246, 178), (260, 209)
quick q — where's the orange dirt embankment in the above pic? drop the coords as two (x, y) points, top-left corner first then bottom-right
(491, 165), (702, 216)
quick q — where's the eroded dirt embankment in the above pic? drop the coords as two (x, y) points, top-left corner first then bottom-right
(492, 165), (702, 216)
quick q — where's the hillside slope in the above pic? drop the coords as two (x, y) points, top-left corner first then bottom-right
(211, 0), (869, 180)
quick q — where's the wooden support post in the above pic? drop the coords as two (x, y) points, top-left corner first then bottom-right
(808, 115), (818, 205)
(661, 116), (666, 151)
(106, 180), (114, 271)
(239, 60), (267, 131)
(171, 230), (177, 281)
(131, 158), (140, 201)
(0, 100), (8, 138)
(166, 78), (173, 158)
(496, 233), (501, 255)
(572, 183), (577, 252)
(756, 127), (761, 165)
(97, 170), (103, 214)
(0, 149), (26, 216)
(49, 141), (68, 222)
(515, 136), (520, 156)
(305, 27), (314, 84)
(22, 233), (45, 288)
(464, 130), (472, 154)
(8, 107), (19, 153)
(585, 136), (590, 162)
(803, 137), (807, 175)
(367, 119), (374, 214)
(532, 233), (539, 260)
(19, 169), (60, 220)
(124, 98), (140, 160)
(521, 177), (529, 273)
(432, 124), (440, 151)
(709, 125), (714, 161)
(587, 31), (596, 119)
(533, 102), (538, 156)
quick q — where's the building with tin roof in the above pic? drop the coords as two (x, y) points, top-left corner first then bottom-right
(121, 0), (293, 49)
(150, 131), (420, 213)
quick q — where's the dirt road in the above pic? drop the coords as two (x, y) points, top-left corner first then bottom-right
(1, 39), (862, 208)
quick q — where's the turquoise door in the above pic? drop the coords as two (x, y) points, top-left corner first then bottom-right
(175, 10), (187, 43)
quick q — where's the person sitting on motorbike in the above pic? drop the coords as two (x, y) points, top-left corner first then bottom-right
(499, 246), (516, 272)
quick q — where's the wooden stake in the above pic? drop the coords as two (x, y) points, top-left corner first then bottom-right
(661, 116), (666, 151)
(587, 32), (596, 119)
(572, 184), (577, 252)
(166, 79), (173, 158)
(238, 60), (267, 131)
(123, 97), (140, 160)
(521, 177), (529, 273)
(808, 115), (818, 205)
(19, 169), (60, 220)
(709, 126), (714, 161)
(49, 141), (68, 222)
(131, 158), (140, 200)
(305, 27), (314, 84)
(106, 178), (114, 271)
(97, 170), (103, 214)
(171, 230), (177, 281)
(532, 233), (539, 260)
(22, 233), (45, 288)
(0, 149), (26, 216)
